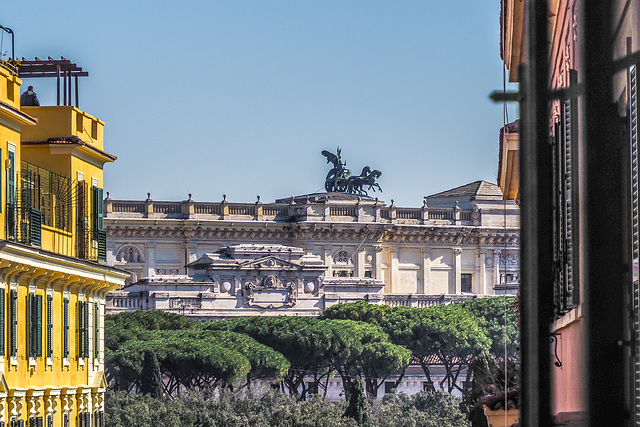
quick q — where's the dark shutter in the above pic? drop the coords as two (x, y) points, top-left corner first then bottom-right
(84, 301), (89, 359)
(46, 295), (52, 358)
(630, 64), (640, 427)
(552, 69), (580, 317)
(97, 230), (106, 262)
(63, 298), (69, 358)
(29, 293), (35, 358)
(78, 301), (83, 359)
(0, 289), (5, 356)
(29, 208), (42, 247)
(10, 290), (17, 356)
(36, 295), (42, 357)
(94, 303), (99, 359)
(7, 150), (15, 239)
(35, 418), (42, 427)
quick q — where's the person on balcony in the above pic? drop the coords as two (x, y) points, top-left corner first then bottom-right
(20, 85), (40, 106)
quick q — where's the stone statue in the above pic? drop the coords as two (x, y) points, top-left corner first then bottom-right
(322, 148), (382, 196)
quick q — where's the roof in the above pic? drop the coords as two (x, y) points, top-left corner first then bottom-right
(426, 181), (503, 200)
(22, 136), (117, 161)
(0, 99), (37, 125)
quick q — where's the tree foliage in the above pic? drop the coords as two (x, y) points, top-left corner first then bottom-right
(461, 296), (519, 357)
(369, 391), (471, 427)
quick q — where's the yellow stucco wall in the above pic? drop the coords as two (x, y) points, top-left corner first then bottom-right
(0, 62), (125, 426)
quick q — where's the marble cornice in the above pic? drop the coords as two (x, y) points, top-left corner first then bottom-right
(106, 219), (519, 247)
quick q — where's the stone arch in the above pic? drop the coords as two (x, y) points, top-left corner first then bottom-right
(114, 245), (145, 264)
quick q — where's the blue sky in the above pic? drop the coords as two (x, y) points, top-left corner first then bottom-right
(3, 1), (517, 206)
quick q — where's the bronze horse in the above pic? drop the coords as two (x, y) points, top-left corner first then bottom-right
(346, 167), (382, 195)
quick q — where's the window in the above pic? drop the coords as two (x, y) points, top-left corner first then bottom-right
(63, 297), (69, 359)
(335, 250), (349, 264)
(552, 70), (580, 316)
(0, 288), (4, 356)
(29, 293), (42, 358)
(78, 301), (89, 359)
(94, 303), (99, 359)
(46, 295), (53, 358)
(10, 289), (17, 357)
(384, 381), (396, 394)
(307, 382), (318, 395)
(422, 381), (435, 392)
(461, 273), (472, 293)
(7, 148), (15, 239)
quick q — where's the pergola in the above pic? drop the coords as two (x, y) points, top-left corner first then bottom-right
(18, 57), (88, 107)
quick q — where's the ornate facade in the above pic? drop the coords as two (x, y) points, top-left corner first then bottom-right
(106, 181), (519, 319)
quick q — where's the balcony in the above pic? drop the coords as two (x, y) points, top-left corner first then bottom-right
(7, 161), (105, 261)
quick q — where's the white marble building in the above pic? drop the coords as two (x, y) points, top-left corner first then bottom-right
(104, 181), (520, 318)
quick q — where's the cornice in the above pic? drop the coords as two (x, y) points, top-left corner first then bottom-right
(106, 219), (519, 247)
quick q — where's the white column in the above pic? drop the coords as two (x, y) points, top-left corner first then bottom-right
(421, 247), (432, 294)
(374, 245), (383, 280)
(389, 246), (399, 293)
(479, 250), (487, 294)
(493, 249), (502, 294)
(324, 245), (333, 277)
(356, 249), (365, 277)
(453, 248), (462, 294)
(145, 242), (156, 277)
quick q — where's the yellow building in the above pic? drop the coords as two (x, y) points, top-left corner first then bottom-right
(0, 35), (127, 427)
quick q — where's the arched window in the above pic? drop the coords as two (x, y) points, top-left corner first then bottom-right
(115, 246), (145, 263)
(335, 250), (349, 264)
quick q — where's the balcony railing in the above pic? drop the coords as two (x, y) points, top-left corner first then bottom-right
(7, 161), (106, 262)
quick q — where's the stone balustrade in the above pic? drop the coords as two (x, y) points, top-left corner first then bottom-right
(105, 197), (481, 226)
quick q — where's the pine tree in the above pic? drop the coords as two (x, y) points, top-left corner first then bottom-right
(140, 349), (163, 398)
(343, 377), (368, 425)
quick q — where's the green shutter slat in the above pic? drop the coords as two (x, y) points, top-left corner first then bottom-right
(10, 290), (17, 356)
(29, 208), (42, 247)
(84, 301), (89, 359)
(63, 298), (69, 358)
(94, 303), (99, 359)
(77, 301), (83, 359)
(97, 187), (104, 231)
(97, 230), (106, 262)
(36, 295), (42, 357)
(0, 290), (5, 356)
(29, 293), (34, 358)
(46, 295), (52, 358)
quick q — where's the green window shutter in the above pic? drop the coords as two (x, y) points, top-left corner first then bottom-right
(97, 187), (104, 231)
(46, 295), (52, 358)
(10, 290), (17, 357)
(84, 301), (89, 359)
(7, 151), (14, 204)
(97, 230), (106, 262)
(63, 298), (69, 358)
(0, 290), (5, 356)
(29, 208), (42, 247)
(36, 295), (42, 357)
(77, 301), (83, 359)
(29, 293), (35, 358)
(0, 148), (3, 214)
(94, 303), (99, 359)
